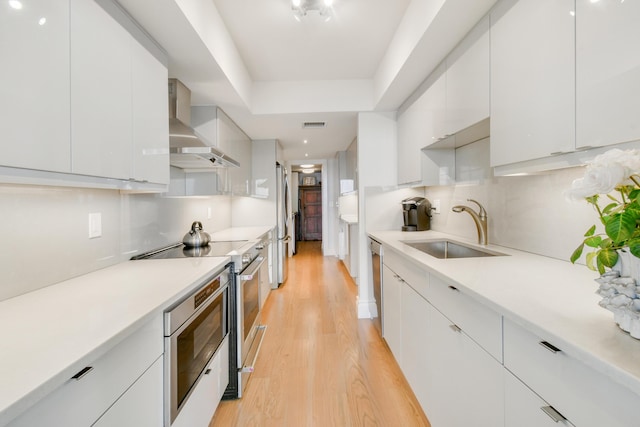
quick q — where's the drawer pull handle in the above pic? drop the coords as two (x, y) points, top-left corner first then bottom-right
(539, 341), (562, 354)
(71, 366), (94, 381)
(205, 369), (212, 375)
(449, 324), (462, 333)
(448, 285), (459, 292)
(541, 405), (567, 423)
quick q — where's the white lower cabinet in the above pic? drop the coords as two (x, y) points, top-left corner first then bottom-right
(425, 297), (504, 427)
(504, 319), (640, 427)
(382, 247), (503, 426)
(381, 264), (403, 362)
(171, 337), (229, 427)
(92, 356), (164, 427)
(505, 370), (575, 427)
(7, 315), (163, 427)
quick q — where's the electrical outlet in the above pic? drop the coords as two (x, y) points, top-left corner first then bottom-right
(207, 207), (212, 220)
(433, 199), (441, 214)
(88, 212), (102, 238)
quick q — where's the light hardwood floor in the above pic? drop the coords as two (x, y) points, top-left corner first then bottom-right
(210, 241), (430, 427)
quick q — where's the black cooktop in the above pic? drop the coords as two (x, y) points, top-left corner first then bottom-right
(132, 241), (249, 260)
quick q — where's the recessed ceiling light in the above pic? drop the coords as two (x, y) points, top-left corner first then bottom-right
(9, 0), (23, 10)
(305, 153), (309, 157)
(303, 140), (308, 144)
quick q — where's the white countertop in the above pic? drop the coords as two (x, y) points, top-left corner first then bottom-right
(369, 230), (640, 397)
(340, 214), (358, 225)
(0, 256), (229, 426)
(210, 225), (274, 242)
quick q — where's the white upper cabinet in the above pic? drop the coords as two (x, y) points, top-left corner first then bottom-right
(0, 0), (71, 173)
(576, 0), (640, 149)
(397, 64), (446, 185)
(490, 0), (575, 167)
(70, 0), (132, 180)
(444, 16), (490, 136)
(217, 108), (251, 196)
(131, 39), (169, 185)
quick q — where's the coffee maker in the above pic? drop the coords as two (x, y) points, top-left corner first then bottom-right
(402, 197), (432, 231)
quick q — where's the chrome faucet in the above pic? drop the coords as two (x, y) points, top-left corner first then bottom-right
(452, 199), (488, 245)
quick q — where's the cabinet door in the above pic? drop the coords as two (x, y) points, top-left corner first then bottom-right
(400, 284), (430, 411)
(92, 356), (164, 427)
(381, 264), (402, 363)
(505, 371), (575, 427)
(397, 65), (446, 185)
(70, 0), (132, 179)
(0, 0), (71, 172)
(445, 16), (490, 135)
(217, 108), (251, 196)
(490, 0), (575, 167)
(131, 38), (169, 185)
(425, 303), (504, 427)
(576, 0), (640, 148)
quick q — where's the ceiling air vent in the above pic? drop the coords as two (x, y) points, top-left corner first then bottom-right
(302, 121), (326, 129)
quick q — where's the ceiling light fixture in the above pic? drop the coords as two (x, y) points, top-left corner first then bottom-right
(300, 164), (315, 168)
(301, 169), (315, 174)
(292, 0), (335, 22)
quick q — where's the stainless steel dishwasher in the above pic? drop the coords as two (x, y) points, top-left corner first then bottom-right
(369, 238), (383, 336)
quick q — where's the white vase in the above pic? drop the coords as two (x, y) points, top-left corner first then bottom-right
(596, 250), (640, 339)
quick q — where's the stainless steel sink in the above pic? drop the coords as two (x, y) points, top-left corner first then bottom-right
(401, 239), (506, 259)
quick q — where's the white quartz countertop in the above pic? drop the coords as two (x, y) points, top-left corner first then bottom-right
(339, 214), (358, 224)
(369, 230), (640, 397)
(0, 256), (229, 426)
(210, 225), (274, 242)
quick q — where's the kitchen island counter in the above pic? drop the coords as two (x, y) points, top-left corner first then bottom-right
(0, 256), (229, 426)
(369, 229), (640, 399)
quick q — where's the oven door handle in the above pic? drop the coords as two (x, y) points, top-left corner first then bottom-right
(239, 256), (265, 281)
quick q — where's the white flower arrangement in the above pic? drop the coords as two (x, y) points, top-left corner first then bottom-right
(566, 148), (640, 273)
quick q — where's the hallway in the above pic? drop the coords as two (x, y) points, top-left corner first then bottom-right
(210, 241), (430, 426)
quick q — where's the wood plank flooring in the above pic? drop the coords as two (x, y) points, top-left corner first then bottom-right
(210, 241), (430, 427)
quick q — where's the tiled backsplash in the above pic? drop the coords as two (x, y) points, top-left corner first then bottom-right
(425, 167), (595, 261)
(0, 184), (232, 301)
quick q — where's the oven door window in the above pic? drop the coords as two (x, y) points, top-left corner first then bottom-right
(243, 274), (260, 341)
(176, 290), (226, 408)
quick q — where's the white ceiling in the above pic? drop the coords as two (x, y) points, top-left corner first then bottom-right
(211, 0), (410, 82)
(118, 0), (497, 161)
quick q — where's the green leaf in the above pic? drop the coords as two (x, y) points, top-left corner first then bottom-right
(600, 238), (613, 249)
(602, 203), (619, 215)
(629, 189), (640, 201)
(627, 238), (640, 258)
(605, 212), (636, 243)
(570, 244), (584, 263)
(598, 249), (619, 268)
(624, 201), (640, 218)
(584, 236), (602, 248)
(597, 257), (606, 275)
(584, 224), (596, 237)
(586, 251), (598, 271)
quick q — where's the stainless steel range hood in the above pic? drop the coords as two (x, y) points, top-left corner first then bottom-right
(169, 79), (240, 169)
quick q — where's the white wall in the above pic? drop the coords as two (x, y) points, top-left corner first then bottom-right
(0, 184), (232, 301)
(356, 111), (398, 318)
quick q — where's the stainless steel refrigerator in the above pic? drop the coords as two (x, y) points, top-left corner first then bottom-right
(275, 162), (290, 287)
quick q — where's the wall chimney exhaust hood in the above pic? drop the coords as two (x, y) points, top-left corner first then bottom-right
(168, 79), (240, 169)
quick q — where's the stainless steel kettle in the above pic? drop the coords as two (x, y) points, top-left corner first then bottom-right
(182, 221), (211, 247)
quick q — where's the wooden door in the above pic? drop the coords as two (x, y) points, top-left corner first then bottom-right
(300, 186), (322, 241)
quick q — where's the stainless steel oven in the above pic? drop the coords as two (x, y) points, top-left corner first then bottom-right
(223, 239), (268, 399)
(164, 266), (230, 425)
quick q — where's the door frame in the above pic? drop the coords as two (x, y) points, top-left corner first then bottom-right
(287, 159), (329, 255)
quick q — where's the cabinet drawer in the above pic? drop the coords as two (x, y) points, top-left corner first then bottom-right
(504, 319), (639, 427)
(505, 370), (575, 427)
(9, 315), (163, 427)
(384, 248), (429, 297)
(427, 274), (502, 361)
